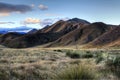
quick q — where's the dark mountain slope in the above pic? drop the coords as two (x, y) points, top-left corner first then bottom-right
(3, 32), (63, 48)
(0, 32), (24, 44)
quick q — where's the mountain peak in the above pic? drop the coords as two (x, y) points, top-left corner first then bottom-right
(67, 18), (90, 24)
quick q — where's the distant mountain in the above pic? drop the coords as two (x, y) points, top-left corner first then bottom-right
(0, 26), (35, 34)
(0, 18), (119, 48)
(28, 29), (38, 34)
(0, 31), (8, 34)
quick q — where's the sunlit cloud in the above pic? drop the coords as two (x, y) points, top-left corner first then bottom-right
(0, 13), (10, 17)
(21, 17), (69, 27)
(38, 4), (48, 10)
(21, 18), (41, 25)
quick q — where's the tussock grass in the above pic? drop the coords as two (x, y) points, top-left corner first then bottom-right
(0, 45), (119, 80)
(54, 64), (98, 80)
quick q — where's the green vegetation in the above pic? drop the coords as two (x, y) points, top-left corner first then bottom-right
(95, 53), (108, 64)
(105, 56), (120, 78)
(66, 50), (94, 59)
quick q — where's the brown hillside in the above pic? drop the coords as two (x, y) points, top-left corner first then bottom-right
(47, 22), (112, 47)
(38, 18), (90, 33)
(90, 26), (120, 47)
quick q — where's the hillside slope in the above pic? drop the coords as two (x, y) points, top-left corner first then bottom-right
(47, 22), (112, 47)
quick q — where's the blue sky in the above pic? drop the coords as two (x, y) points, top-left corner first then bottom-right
(0, 0), (120, 29)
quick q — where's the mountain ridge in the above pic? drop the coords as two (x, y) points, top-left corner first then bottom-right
(0, 18), (119, 48)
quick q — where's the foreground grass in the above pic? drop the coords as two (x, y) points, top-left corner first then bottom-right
(54, 64), (98, 80)
(0, 46), (119, 80)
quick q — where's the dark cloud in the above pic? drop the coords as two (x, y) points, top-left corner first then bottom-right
(0, 2), (32, 13)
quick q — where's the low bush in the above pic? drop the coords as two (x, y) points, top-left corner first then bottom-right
(83, 52), (94, 58)
(66, 50), (80, 58)
(95, 53), (105, 64)
(53, 49), (63, 52)
(66, 50), (94, 59)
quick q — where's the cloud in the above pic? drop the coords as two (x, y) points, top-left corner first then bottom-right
(0, 13), (10, 17)
(38, 4), (48, 10)
(0, 22), (15, 24)
(21, 17), (69, 28)
(31, 4), (35, 8)
(40, 19), (53, 26)
(22, 18), (41, 24)
(40, 17), (69, 27)
(45, 13), (61, 16)
(0, 2), (33, 14)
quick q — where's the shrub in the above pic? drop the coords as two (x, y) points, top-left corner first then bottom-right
(54, 49), (63, 52)
(53, 65), (97, 80)
(66, 50), (80, 58)
(83, 52), (94, 58)
(105, 56), (120, 78)
(66, 50), (94, 59)
(106, 56), (120, 67)
(95, 54), (104, 64)
(95, 53), (108, 64)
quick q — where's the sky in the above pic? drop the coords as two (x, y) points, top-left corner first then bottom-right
(0, 0), (120, 29)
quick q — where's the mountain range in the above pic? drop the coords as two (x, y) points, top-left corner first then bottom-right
(0, 18), (120, 48)
(0, 26), (37, 34)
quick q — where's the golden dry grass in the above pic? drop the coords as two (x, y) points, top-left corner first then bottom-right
(0, 45), (119, 80)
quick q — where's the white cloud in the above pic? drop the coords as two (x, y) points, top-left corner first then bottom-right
(38, 4), (48, 10)
(45, 13), (61, 16)
(31, 4), (35, 8)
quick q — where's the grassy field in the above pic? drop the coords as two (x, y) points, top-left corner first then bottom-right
(0, 45), (120, 80)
